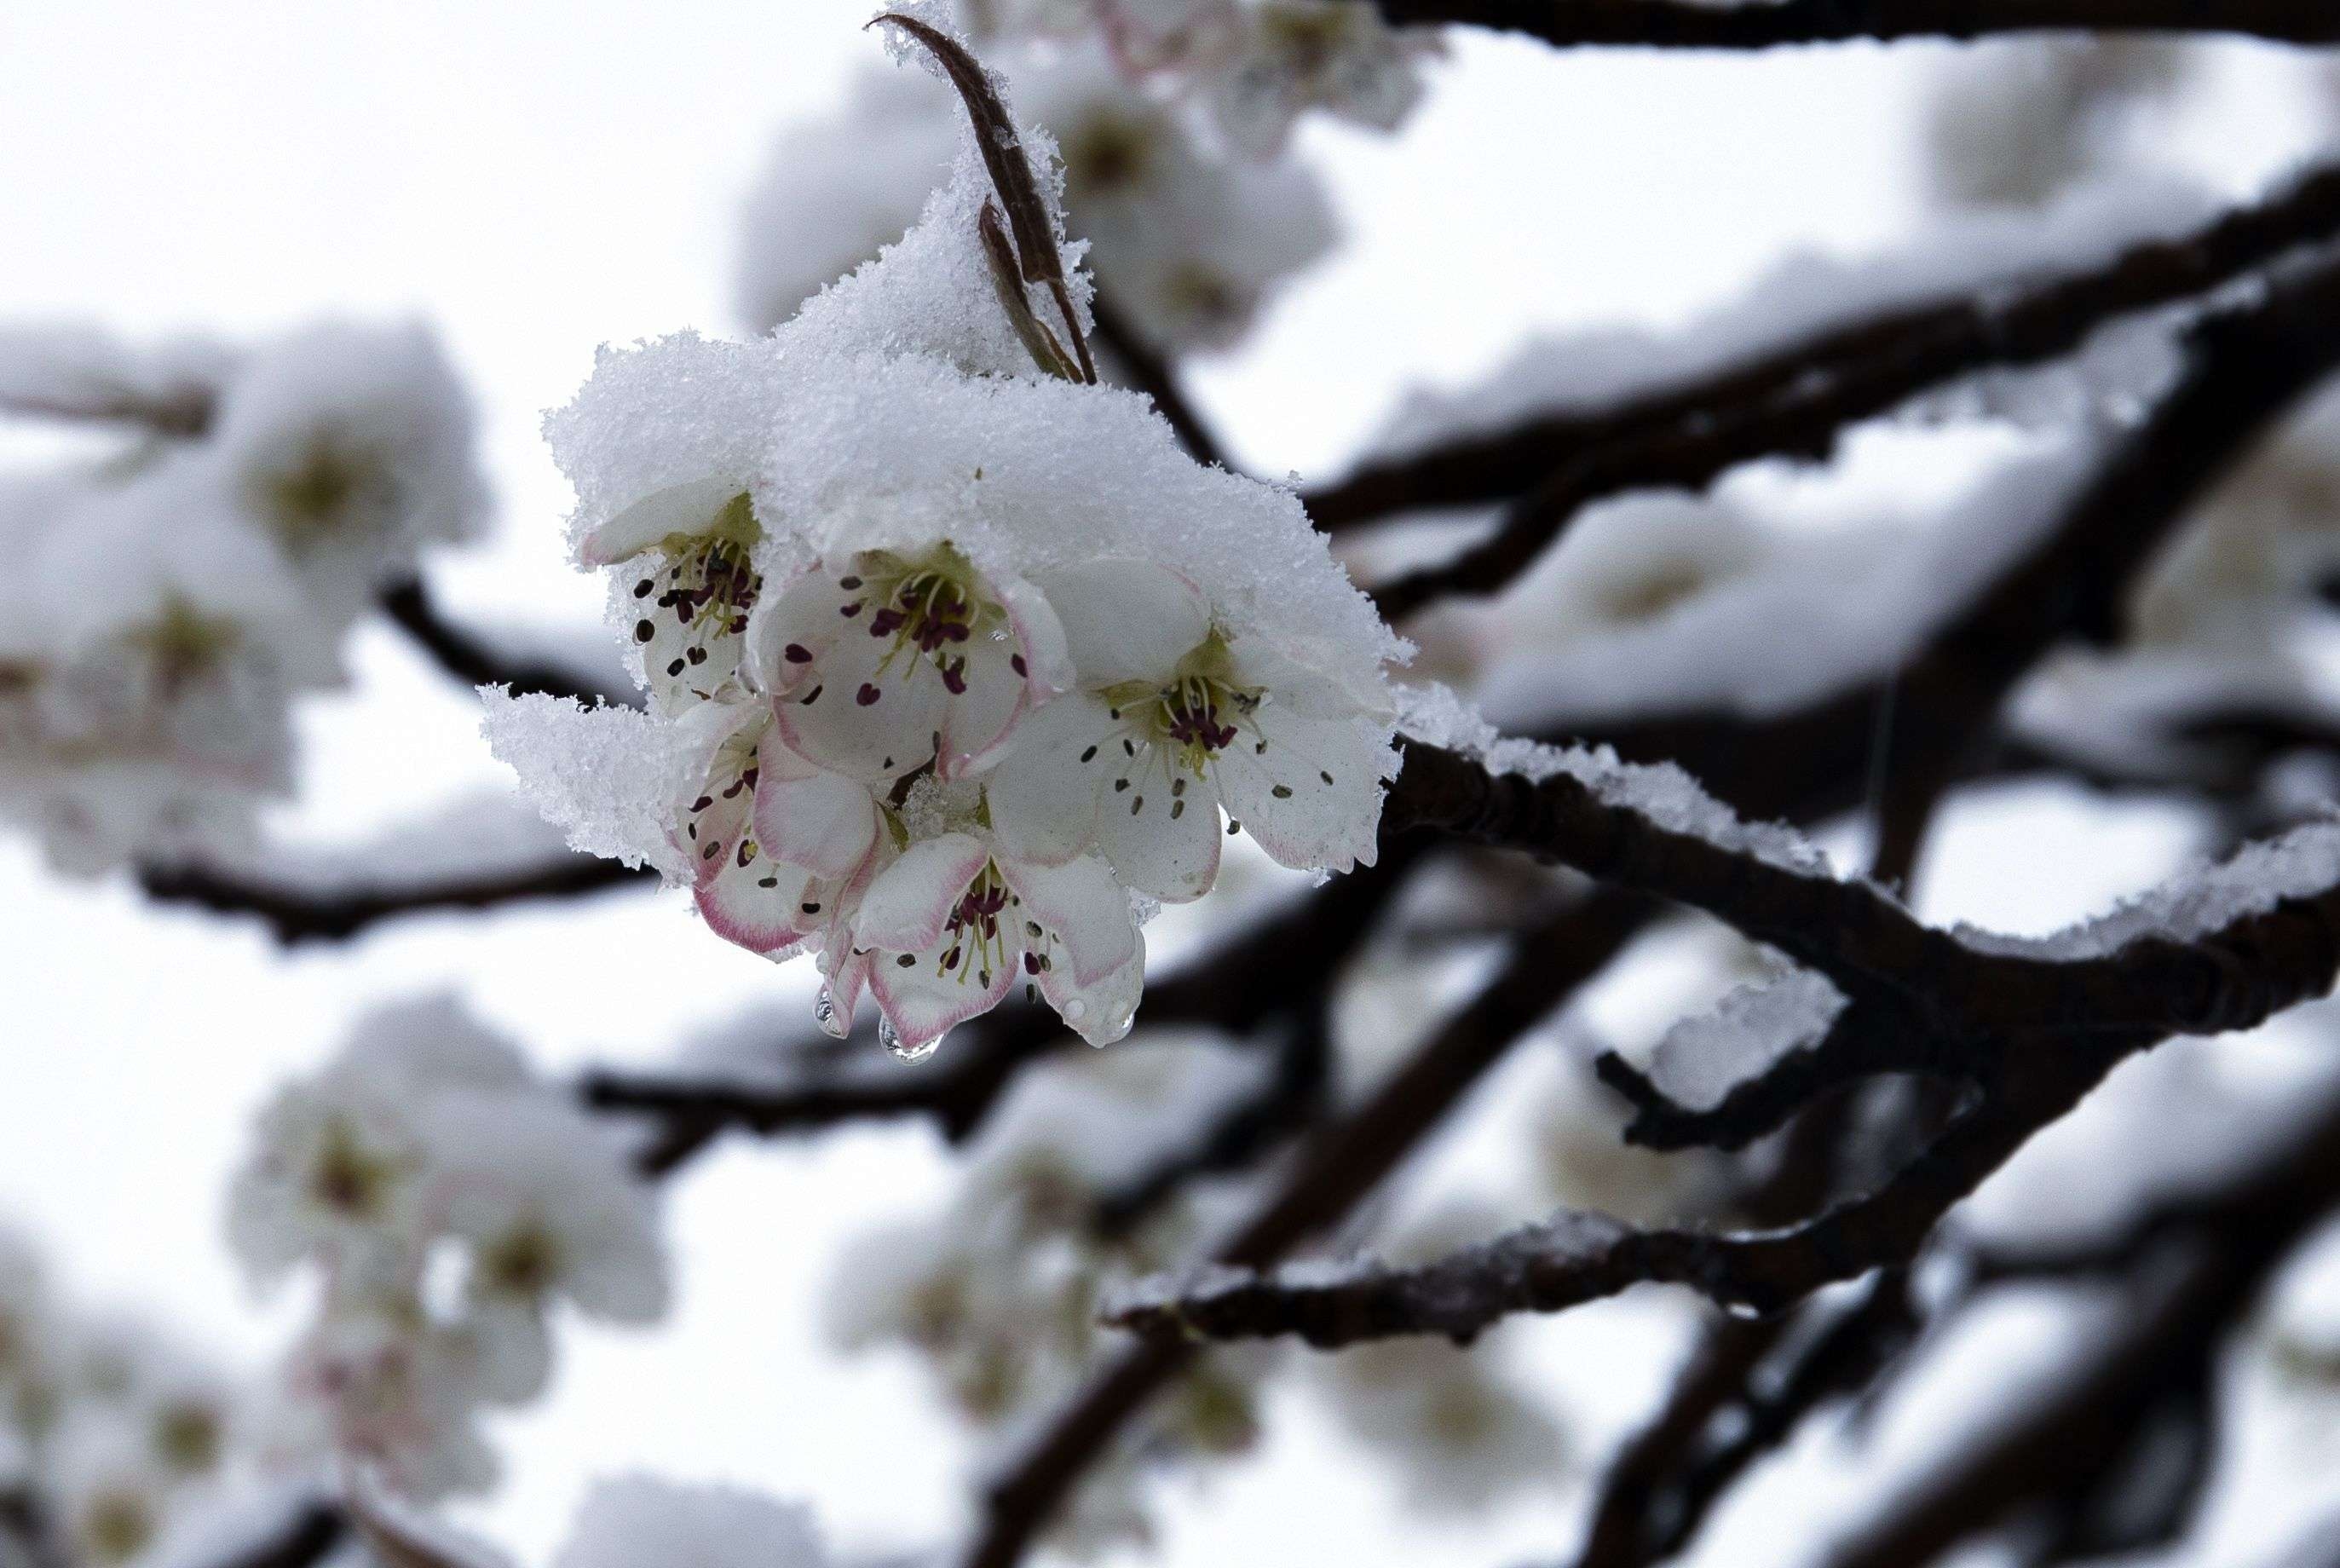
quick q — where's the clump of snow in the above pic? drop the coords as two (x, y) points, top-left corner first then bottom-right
(1396, 682), (1837, 876)
(1640, 962), (1847, 1112)
(478, 693), (703, 879)
(1358, 175), (2218, 470)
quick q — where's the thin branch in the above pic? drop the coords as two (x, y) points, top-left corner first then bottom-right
(138, 855), (653, 945)
(378, 578), (633, 709)
(1359, 162), (2340, 616)
(0, 386), (213, 437)
(1371, 0), (2340, 49)
(962, 891), (1651, 1568)
(1087, 288), (1230, 471)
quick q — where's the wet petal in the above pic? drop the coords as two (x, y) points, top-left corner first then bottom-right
(998, 851), (1138, 985)
(751, 730), (878, 880)
(853, 833), (989, 954)
(869, 936), (1017, 1057)
(695, 844), (816, 957)
(580, 475), (742, 568)
(1214, 700), (1392, 873)
(1036, 560), (1210, 689)
(1039, 932), (1146, 1048)
(987, 694), (1120, 867)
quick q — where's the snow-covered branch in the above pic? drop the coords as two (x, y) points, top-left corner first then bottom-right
(1370, 0), (2340, 50)
(1365, 160), (2340, 617)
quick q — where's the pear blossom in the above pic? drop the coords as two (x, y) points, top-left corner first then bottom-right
(233, 999), (669, 1500)
(751, 540), (1071, 783)
(582, 478), (765, 718)
(667, 700), (879, 960)
(837, 801), (1144, 1054)
(1210, 0), (1434, 157)
(989, 557), (1392, 899)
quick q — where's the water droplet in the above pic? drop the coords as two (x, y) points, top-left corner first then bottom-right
(1062, 998), (1087, 1021)
(812, 988), (847, 1040)
(879, 1015), (941, 1063)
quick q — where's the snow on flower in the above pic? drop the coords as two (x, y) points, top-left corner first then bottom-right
(489, 15), (1401, 1060)
(230, 997), (667, 1501)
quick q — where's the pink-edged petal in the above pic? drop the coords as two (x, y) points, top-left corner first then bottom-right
(1035, 560), (1209, 689)
(771, 603), (951, 781)
(1038, 932), (1146, 1047)
(695, 847), (816, 957)
(751, 730), (878, 879)
(852, 833), (989, 954)
(936, 637), (1039, 781)
(820, 939), (873, 1038)
(1094, 751), (1223, 903)
(998, 575), (1075, 696)
(986, 694), (1120, 867)
(870, 937), (1017, 1055)
(671, 706), (768, 882)
(1214, 700), (1394, 874)
(581, 476), (743, 568)
(997, 851), (1138, 986)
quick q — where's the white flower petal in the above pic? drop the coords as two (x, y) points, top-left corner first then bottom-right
(853, 833), (988, 953)
(580, 475), (742, 568)
(986, 693), (1121, 866)
(998, 851), (1138, 985)
(999, 574), (1075, 696)
(1035, 559), (1210, 689)
(1094, 748), (1223, 903)
(695, 848), (816, 957)
(770, 600), (952, 781)
(1214, 700), (1392, 873)
(1039, 934), (1146, 1047)
(751, 732), (878, 880)
(936, 637), (1037, 781)
(870, 933), (1017, 1054)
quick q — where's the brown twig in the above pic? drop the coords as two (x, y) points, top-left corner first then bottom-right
(378, 578), (633, 710)
(138, 856), (654, 945)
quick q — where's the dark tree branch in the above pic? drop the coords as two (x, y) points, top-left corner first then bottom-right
(1357, 162), (2340, 617)
(963, 891), (1651, 1568)
(0, 385), (213, 437)
(378, 578), (632, 709)
(1371, 0), (2340, 49)
(1087, 288), (1230, 472)
(138, 855), (653, 945)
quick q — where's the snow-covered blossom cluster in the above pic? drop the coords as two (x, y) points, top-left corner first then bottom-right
(0, 1227), (247, 1568)
(0, 320), (485, 872)
(739, 0), (1438, 355)
(489, 42), (1403, 1060)
(228, 997), (666, 1501)
(825, 1039), (1277, 1555)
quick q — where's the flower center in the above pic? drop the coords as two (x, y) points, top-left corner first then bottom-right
(1107, 637), (1261, 778)
(934, 863), (1017, 989)
(840, 545), (1004, 701)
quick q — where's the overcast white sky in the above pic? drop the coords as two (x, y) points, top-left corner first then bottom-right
(2, 7), (2331, 1565)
